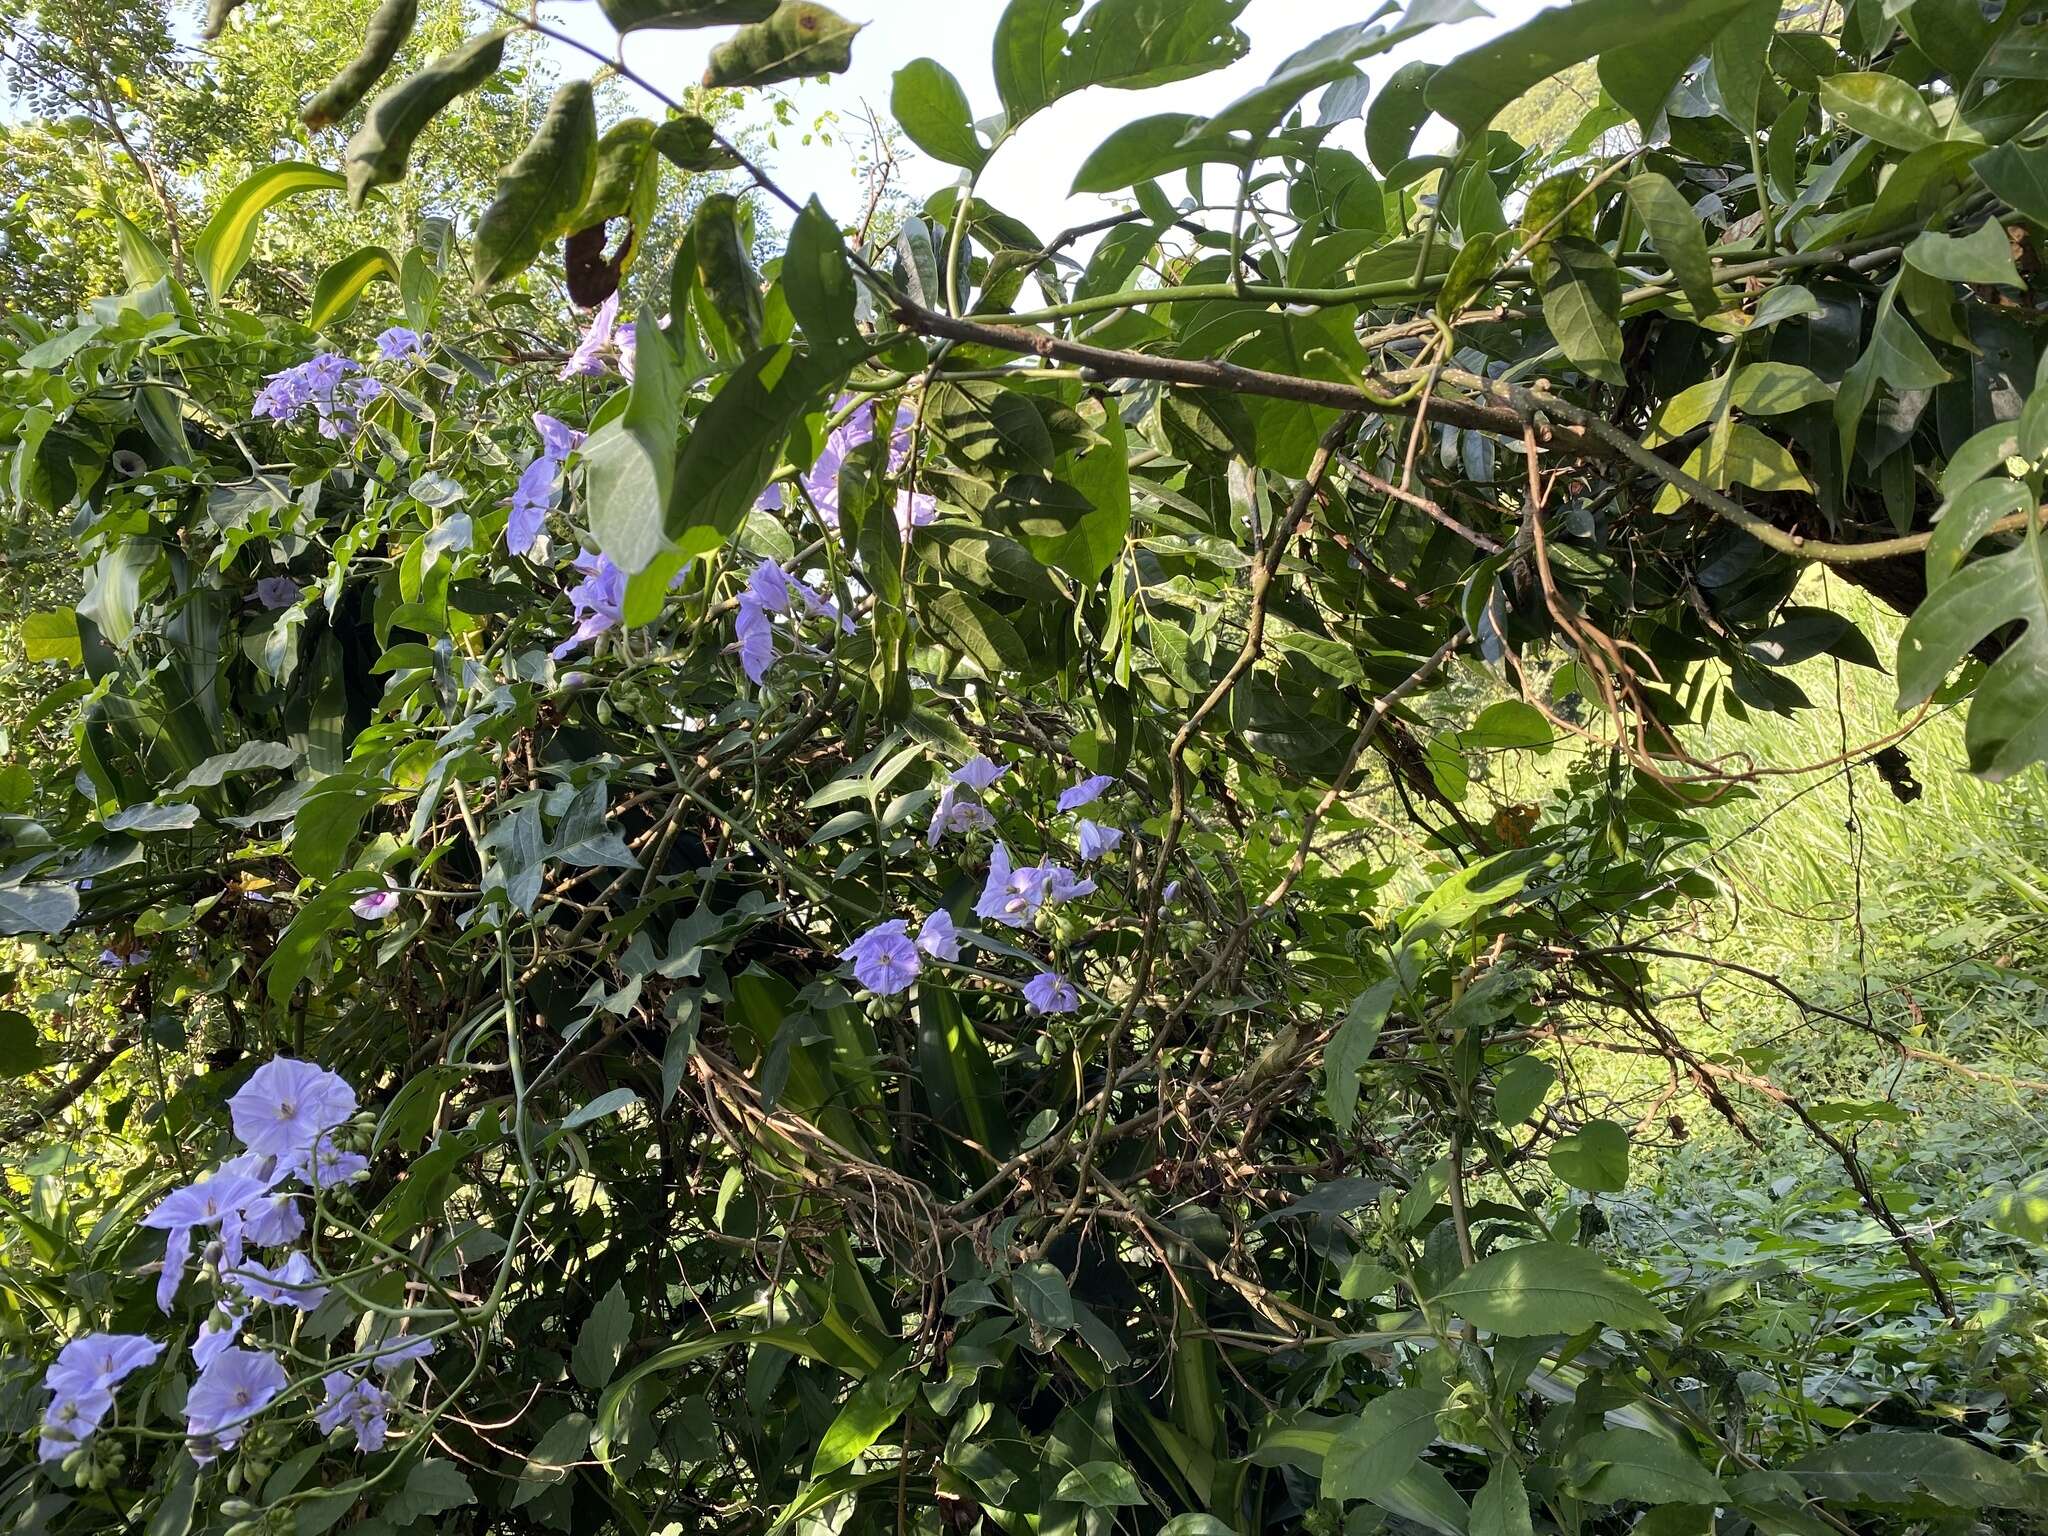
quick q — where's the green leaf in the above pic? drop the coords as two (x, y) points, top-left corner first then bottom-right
(1030, 405), (1130, 585)
(1549, 1119), (1630, 1192)
(1905, 218), (2022, 287)
(474, 80), (598, 291)
(512, 1413), (592, 1506)
(173, 741), (297, 792)
(1654, 422), (1814, 514)
(572, 1281), (634, 1390)
(1984, 1176), (2048, 1244)
(1367, 60), (1437, 175)
(1431, 0), (1761, 136)
(586, 303), (682, 578)
(1537, 237), (1625, 385)
(1494, 1055), (1555, 1126)
(704, 2), (862, 88)
(599, 0), (776, 29)
(345, 29), (508, 208)
(1789, 1431), (2040, 1509)
(381, 1458), (474, 1526)
(1433, 1243), (1669, 1335)
(0, 885), (76, 938)
(783, 198), (858, 349)
(812, 1344), (918, 1476)
(573, 117), (659, 231)
(1710, 0), (1777, 130)
(21, 608), (81, 666)
(691, 192), (765, 355)
(1055, 1461), (1147, 1508)
(995, 0), (1248, 129)
(267, 872), (382, 1003)
(1599, 0), (1774, 127)
(308, 246), (399, 330)
(892, 58), (988, 172)
(1818, 72), (1938, 151)
(1472, 1459), (1535, 1536)
(921, 589), (1028, 673)
(1897, 525), (2048, 778)
(301, 0), (418, 131)
(1437, 231), (1507, 319)
(652, 114), (743, 172)
(109, 205), (169, 289)
(0, 1012), (46, 1077)
(1570, 1427), (1728, 1506)
(1926, 478), (2030, 589)
(1072, 113), (1251, 196)
(193, 162), (346, 302)
(1326, 977), (1396, 1132)
(1011, 1260), (1074, 1328)
(1974, 142), (2048, 227)
(1624, 173), (1719, 316)
(1323, 1387), (1445, 1502)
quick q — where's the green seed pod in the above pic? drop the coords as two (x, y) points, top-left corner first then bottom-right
(302, 0), (420, 132)
(702, 2), (861, 89)
(598, 0), (776, 30)
(473, 79), (600, 292)
(651, 114), (742, 173)
(344, 29), (509, 209)
(690, 192), (764, 355)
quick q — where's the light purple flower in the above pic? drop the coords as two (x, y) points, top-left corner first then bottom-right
(1022, 971), (1079, 1015)
(254, 576), (302, 610)
(927, 785), (995, 847)
(1162, 880), (1182, 904)
(228, 1058), (358, 1160)
(1057, 775), (1117, 813)
(975, 843), (1049, 929)
(252, 352), (379, 437)
(351, 880), (400, 921)
(364, 1334), (435, 1373)
(552, 549), (627, 660)
(99, 947), (150, 969)
(916, 908), (962, 963)
(534, 413), (584, 462)
(227, 1250), (330, 1310)
(142, 1171), (270, 1234)
(896, 490), (938, 534)
(239, 1190), (304, 1247)
(1076, 820), (1123, 861)
(158, 1224), (192, 1313)
(560, 292), (620, 379)
(38, 1386), (112, 1463)
(734, 596), (775, 683)
(1043, 866), (1096, 902)
(952, 755), (1006, 793)
(44, 1334), (163, 1400)
(508, 455), (560, 557)
(292, 1132), (369, 1190)
(615, 322), (637, 383)
(317, 1370), (389, 1452)
(184, 1347), (287, 1461)
(375, 326), (424, 362)
(842, 918), (921, 996)
(192, 1307), (246, 1372)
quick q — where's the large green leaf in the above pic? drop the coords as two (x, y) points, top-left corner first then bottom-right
(1326, 977), (1396, 1132)
(1323, 1388), (1446, 1502)
(1548, 1119), (1630, 1192)
(571, 1282), (634, 1390)
(994, 0), (1248, 129)
(1897, 524), (2048, 779)
(345, 29), (508, 207)
(474, 80), (598, 291)
(308, 245), (399, 330)
(598, 0), (776, 29)
(1789, 1431), (2042, 1509)
(1569, 1427), (1727, 1506)
(811, 1344), (918, 1477)
(704, 2), (862, 88)
(585, 304), (681, 579)
(1599, 0), (1774, 126)
(1818, 72), (1938, 150)
(193, 162), (346, 302)
(1472, 1459), (1535, 1536)
(301, 0), (418, 131)
(1433, 1243), (1668, 1335)
(1073, 114), (1252, 195)
(1623, 172), (1719, 316)
(891, 58), (988, 172)
(1905, 218), (2023, 287)
(1536, 237), (1624, 385)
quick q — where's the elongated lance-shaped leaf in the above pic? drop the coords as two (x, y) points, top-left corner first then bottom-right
(345, 28), (509, 209)
(308, 246), (399, 330)
(473, 80), (599, 291)
(571, 118), (658, 232)
(703, 2), (863, 88)
(1623, 171), (1720, 316)
(599, 0), (776, 29)
(302, 0), (419, 131)
(193, 162), (346, 303)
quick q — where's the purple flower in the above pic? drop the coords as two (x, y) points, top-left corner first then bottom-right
(239, 1190), (304, 1247)
(228, 1058), (358, 1160)
(552, 549), (627, 660)
(916, 908), (962, 963)
(184, 1347), (287, 1461)
(534, 413), (584, 462)
(896, 489), (938, 534)
(951, 755), (1006, 793)
(317, 1370), (389, 1452)
(226, 1250), (330, 1310)
(842, 919), (921, 996)
(291, 1132), (369, 1190)
(927, 785), (995, 847)
(38, 1386), (112, 1463)
(1022, 971), (1079, 1015)
(364, 1334), (435, 1373)
(734, 596), (775, 684)
(254, 576), (303, 610)
(351, 882), (400, 921)
(560, 293), (620, 379)
(1076, 820), (1123, 861)
(44, 1334), (163, 1400)
(1162, 880), (1182, 904)
(1057, 775), (1117, 813)
(375, 326), (424, 362)
(99, 947), (150, 969)
(508, 455), (560, 557)
(192, 1307), (246, 1372)
(142, 1171), (270, 1234)
(1043, 866), (1096, 902)
(615, 322), (637, 383)
(158, 1225), (191, 1313)
(975, 843), (1048, 929)
(252, 352), (379, 437)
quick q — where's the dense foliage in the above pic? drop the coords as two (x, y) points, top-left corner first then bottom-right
(4, 0), (2048, 1532)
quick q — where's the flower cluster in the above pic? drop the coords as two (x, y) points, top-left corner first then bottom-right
(508, 412), (585, 557)
(839, 761), (1127, 1016)
(733, 557), (853, 685)
(758, 396), (937, 536)
(251, 353), (383, 439)
(41, 1057), (435, 1477)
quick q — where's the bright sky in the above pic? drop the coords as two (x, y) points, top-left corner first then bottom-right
(543, 0), (1552, 239)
